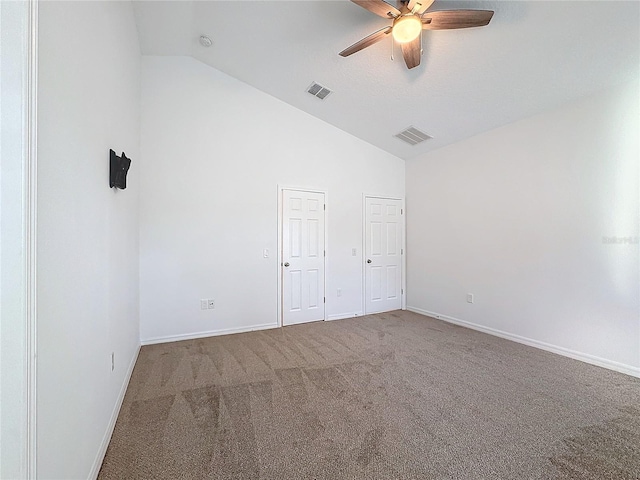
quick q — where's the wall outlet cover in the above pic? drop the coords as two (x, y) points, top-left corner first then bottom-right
(208, 299), (215, 309)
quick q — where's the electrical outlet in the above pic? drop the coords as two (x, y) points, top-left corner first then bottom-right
(208, 299), (215, 309)
(201, 299), (208, 310)
(263, 249), (269, 258)
(467, 293), (474, 304)
(352, 248), (357, 256)
(111, 352), (115, 372)
(337, 288), (342, 297)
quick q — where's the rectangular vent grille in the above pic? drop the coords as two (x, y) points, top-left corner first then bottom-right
(307, 82), (332, 100)
(395, 126), (432, 145)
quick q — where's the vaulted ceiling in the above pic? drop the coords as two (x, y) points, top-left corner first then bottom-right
(132, 1), (640, 159)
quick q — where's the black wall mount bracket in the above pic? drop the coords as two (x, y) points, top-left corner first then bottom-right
(109, 149), (131, 189)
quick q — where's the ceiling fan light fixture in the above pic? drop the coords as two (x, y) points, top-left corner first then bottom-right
(392, 15), (422, 43)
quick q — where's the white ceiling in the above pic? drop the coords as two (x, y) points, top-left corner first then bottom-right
(132, 0), (640, 160)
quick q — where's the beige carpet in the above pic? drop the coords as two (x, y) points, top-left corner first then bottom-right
(98, 310), (640, 479)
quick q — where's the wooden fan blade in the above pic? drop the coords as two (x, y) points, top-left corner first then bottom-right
(351, 0), (401, 19)
(422, 10), (494, 30)
(339, 26), (393, 57)
(407, 0), (435, 15)
(401, 36), (421, 69)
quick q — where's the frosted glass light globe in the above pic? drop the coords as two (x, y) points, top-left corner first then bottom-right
(392, 15), (422, 43)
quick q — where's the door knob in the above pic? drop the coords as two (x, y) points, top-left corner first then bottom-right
(284, 262), (290, 267)
(367, 259), (372, 264)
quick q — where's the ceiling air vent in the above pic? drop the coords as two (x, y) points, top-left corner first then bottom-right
(307, 82), (332, 100)
(395, 126), (432, 146)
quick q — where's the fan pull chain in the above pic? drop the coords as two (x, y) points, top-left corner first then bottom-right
(390, 34), (394, 61)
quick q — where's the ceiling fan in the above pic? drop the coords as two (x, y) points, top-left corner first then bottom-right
(339, 0), (494, 69)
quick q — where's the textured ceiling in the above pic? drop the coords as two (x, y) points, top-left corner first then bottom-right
(132, 1), (640, 160)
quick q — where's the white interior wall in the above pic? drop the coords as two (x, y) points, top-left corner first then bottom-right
(140, 56), (405, 343)
(406, 81), (640, 375)
(36, 2), (141, 478)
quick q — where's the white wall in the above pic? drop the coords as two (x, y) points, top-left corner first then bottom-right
(140, 56), (405, 343)
(37, 2), (141, 478)
(407, 81), (640, 375)
(1, 1), (31, 477)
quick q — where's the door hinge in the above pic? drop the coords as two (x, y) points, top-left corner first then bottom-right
(324, 250), (326, 257)
(402, 289), (404, 295)
(401, 208), (403, 215)
(324, 204), (326, 211)
(324, 297), (326, 303)
(401, 248), (403, 255)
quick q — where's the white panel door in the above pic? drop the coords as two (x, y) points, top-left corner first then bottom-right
(282, 190), (325, 325)
(365, 197), (402, 314)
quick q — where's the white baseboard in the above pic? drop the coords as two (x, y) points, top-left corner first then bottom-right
(406, 306), (640, 379)
(88, 343), (141, 480)
(141, 322), (278, 346)
(327, 311), (364, 321)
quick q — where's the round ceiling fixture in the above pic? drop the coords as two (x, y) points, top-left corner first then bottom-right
(392, 15), (422, 43)
(199, 35), (213, 47)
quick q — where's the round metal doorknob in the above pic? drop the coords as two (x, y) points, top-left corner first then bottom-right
(367, 259), (372, 264)
(284, 262), (290, 267)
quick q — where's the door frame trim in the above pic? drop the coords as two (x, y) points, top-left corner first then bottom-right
(277, 185), (328, 327)
(26, 1), (38, 475)
(362, 194), (406, 315)
(2, 0), (39, 476)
